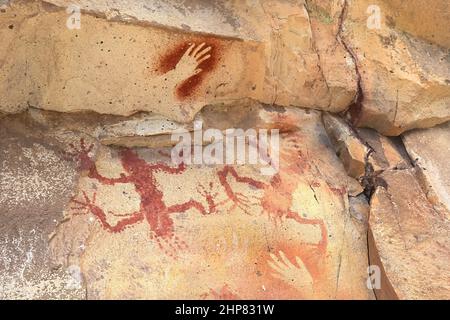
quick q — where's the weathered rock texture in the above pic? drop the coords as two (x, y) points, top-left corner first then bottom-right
(322, 113), (369, 179)
(368, 169), (450, 299)
(0, 0), (449, 301)
(380, 0), (450, 48)
(1, 107), (373, 299)
(343, 0), (450, 135)
(0, 115), (87, 299)
(358, 128), (410, 173)
(402, 122), (450, 216)
(323, 112), (449, 300)
(0, 0), (357, 122)
(0, 0), (264, 122)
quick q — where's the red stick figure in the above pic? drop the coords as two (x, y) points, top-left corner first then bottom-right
(217, 165), (328, 253)
(67, 139), (218, 256)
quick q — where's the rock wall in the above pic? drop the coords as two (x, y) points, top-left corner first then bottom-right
(0, 0), (357, 122)
(0, 0), (448, 300)
(342, 0), (450, 135)
(323, 113), (450, 299)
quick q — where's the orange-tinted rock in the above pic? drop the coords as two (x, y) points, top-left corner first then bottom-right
(358, 128), (411, 172)
(45, 109), (372, 299)
(306, 0), (358, 109)
(322, 113), (369, 179)
(342, 0), (450, 135)
(402, 122), (450, 217)
(369, 169), (450, 299)
(0, 0), (357, 121)
(380, 0), (450, 48)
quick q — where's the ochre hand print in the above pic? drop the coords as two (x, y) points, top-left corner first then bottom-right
(174, 43), (212, 80)
(57, 128), (337, 298)
(268, 250), (314, 294)
(156, 39), (220, 100)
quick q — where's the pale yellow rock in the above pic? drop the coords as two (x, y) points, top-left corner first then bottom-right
(97, 102), (309, 148)
(97, 113), (196, 148)
(342, 0), (450, 135)
(0, 0), (264, 122)
(47, 109), (372, 299)
(322, 113), (369, 179)
(306, 0), (358, 109)
(402, 122), (450, 217)
(358, 128), (411, 172)
(380, 0), (450, 49)
(47, 0), (357, 111)
(369, 169), (450, 299)
(0, 0), (357, 121)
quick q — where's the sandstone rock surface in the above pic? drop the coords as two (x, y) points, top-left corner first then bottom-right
(99, 101), (338, 148)
(1, 0), (449, 301)
(322, 113), (369, 179)
(0, 114), (90, 299)
(0, 0), (357, 122)
(380, 0), (450, 48)
(368, 169), (450, 299)
(342, 0), (450, 135)
(0, 107), (373, 299)
(0, 0), (264, 122)
(358, 128), (410, 173)
(402, 122), (450, 216)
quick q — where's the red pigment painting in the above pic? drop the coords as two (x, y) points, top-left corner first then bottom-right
(67, 138), (328, 258)
(200, 284), (240, 300)
(67, 139), (218, 257)
(157, 37), (222, 100)
(217, 165), (328, 254)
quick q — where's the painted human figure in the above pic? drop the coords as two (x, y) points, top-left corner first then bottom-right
(215, 131), (329, 296)
(67, 139), (217, 254)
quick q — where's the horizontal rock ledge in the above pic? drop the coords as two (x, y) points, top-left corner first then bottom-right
(0, 0), (357, 123)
